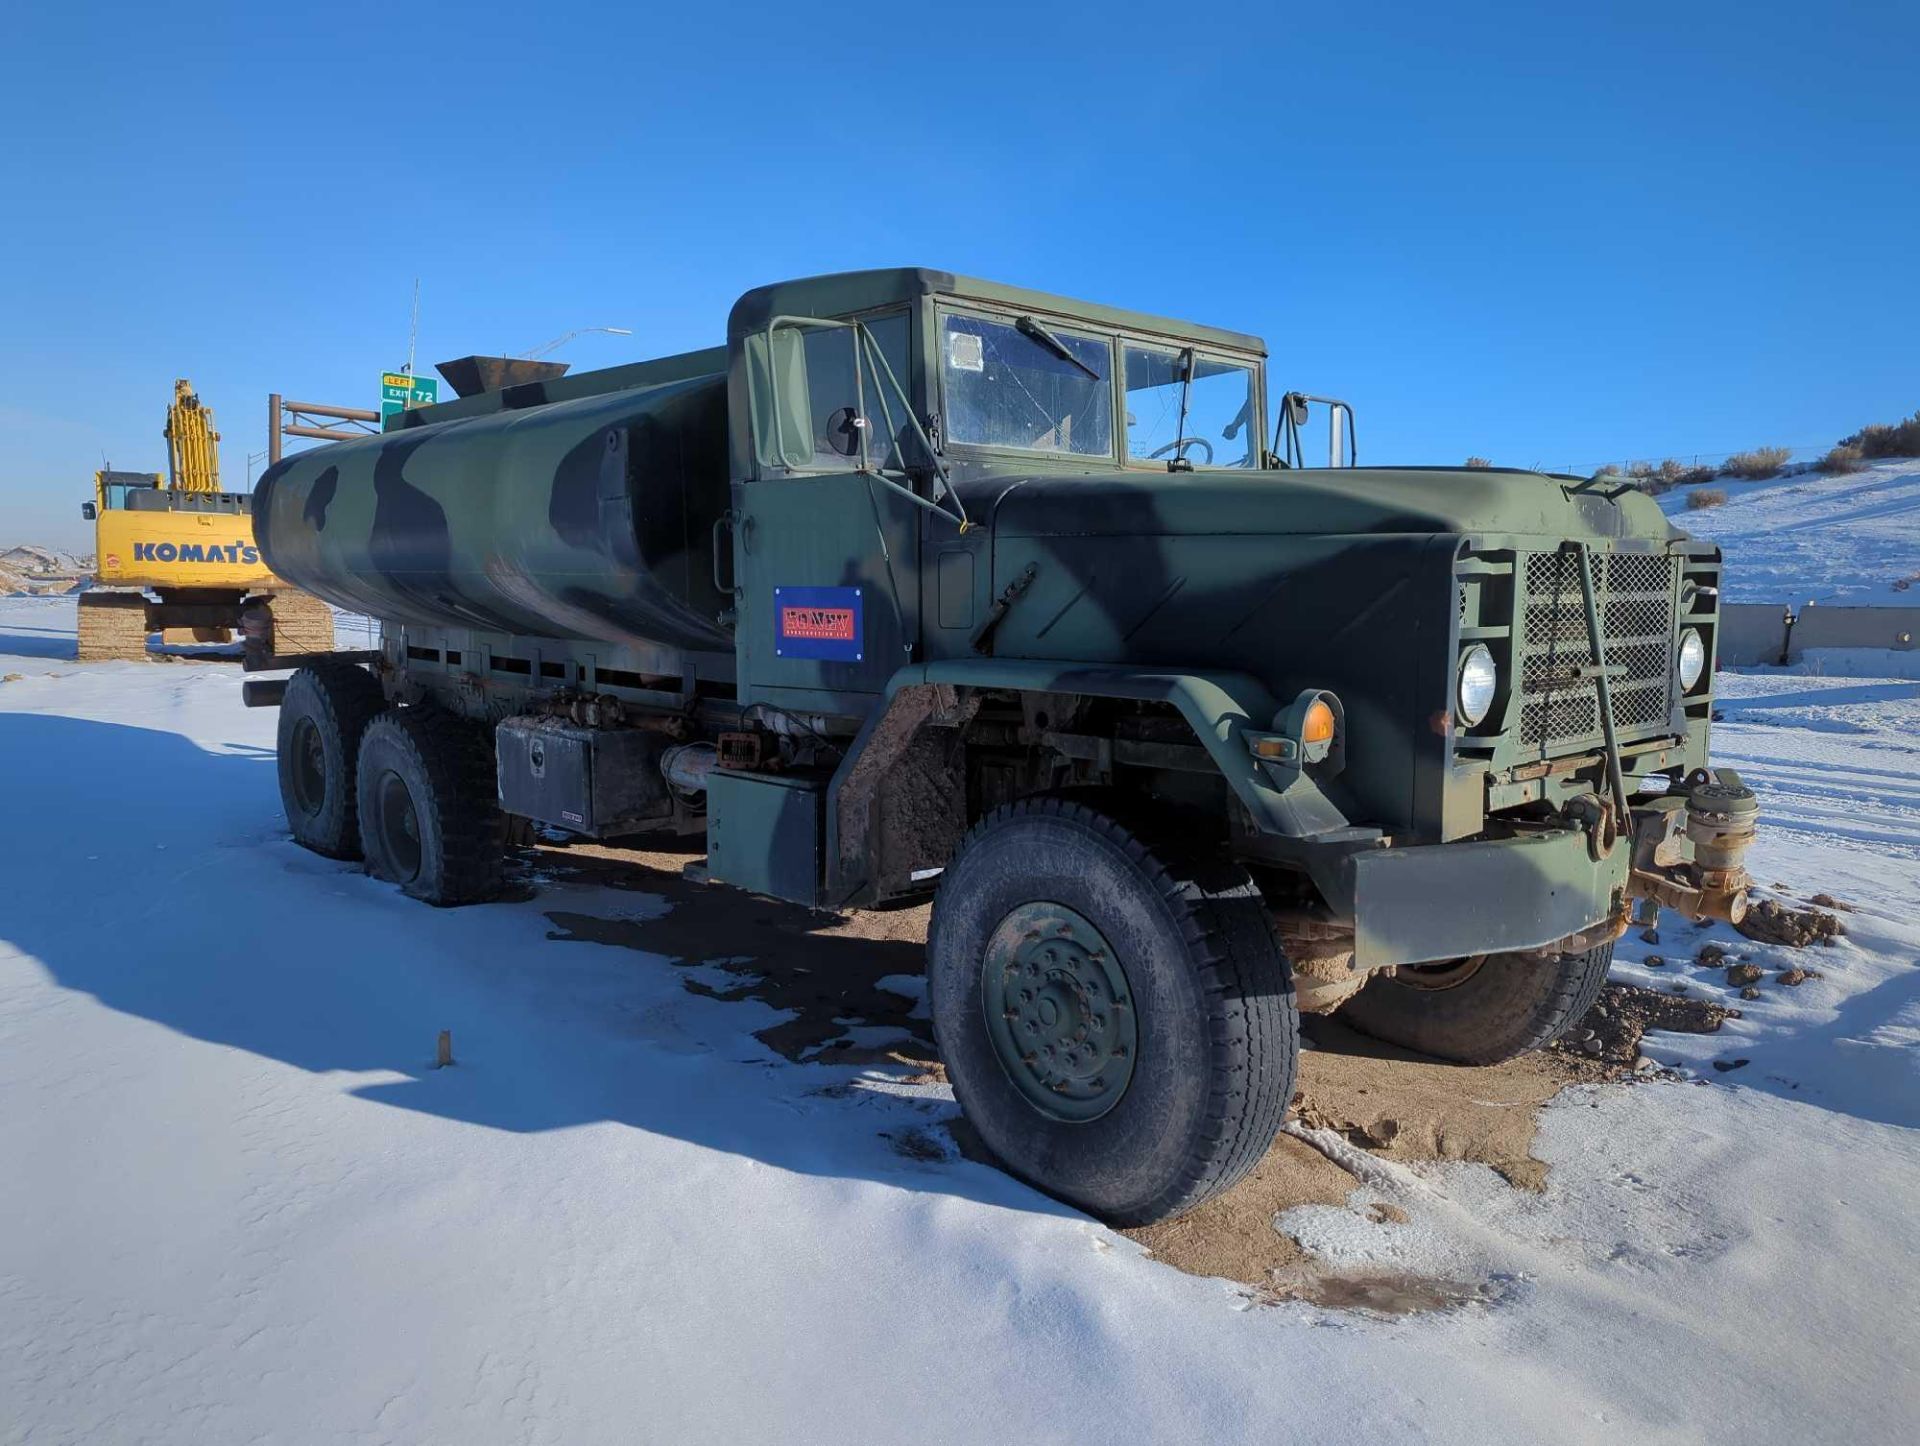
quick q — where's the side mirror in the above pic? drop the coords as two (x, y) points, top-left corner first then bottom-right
(1286, 392), (1310, 427)
(81, 502), (97, 520)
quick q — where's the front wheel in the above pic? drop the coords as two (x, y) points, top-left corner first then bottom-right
(928, 798), (1298, 1226)
(1337, 942), (1615, 1064)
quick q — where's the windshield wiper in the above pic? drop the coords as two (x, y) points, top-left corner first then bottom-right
(1015, 315), (1102, 381)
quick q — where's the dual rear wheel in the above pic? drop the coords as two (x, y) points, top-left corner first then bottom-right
(276, 665), (506, 905)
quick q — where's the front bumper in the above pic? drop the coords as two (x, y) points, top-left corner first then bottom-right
(1349, 825), (1629, 970)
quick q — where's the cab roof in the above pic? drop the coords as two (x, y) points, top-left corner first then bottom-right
(728, 268), (1266, 357)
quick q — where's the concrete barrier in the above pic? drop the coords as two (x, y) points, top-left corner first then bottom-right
(1789, 605), (1920, 655)
(1718, 603), (1793, 666)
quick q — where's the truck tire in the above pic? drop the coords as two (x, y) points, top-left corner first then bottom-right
(927, 797), (1298, 1226)
(1337, 943), (1615, 1065)
(277, 664), (385, 858)
(356, 707), (507, 906)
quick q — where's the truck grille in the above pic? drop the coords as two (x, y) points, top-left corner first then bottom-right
(1516, 549), (1677, 751)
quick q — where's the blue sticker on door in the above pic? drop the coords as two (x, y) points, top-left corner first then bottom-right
(774, 586), (864, 662)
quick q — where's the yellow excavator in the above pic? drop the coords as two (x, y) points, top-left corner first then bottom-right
(77, 379), (332, 661)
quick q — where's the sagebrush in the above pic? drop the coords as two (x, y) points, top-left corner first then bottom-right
(1721, 447), (1792, 480)
(1840, 410), (1920, 459)
(1687, 488), (1728, 509)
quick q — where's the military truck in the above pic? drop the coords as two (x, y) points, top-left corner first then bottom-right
(249, 268), (1758, 1225)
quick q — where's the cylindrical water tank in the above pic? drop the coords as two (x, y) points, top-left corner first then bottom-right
(255, 370), (733, 653)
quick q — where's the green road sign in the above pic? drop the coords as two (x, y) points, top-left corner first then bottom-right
(380, 370), (438, 421)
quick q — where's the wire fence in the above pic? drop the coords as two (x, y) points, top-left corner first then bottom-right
(1540, 442), (1837, 479)
(329, 609), (380, 651)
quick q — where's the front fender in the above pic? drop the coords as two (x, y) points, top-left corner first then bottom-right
(897, 659), (1350, 840)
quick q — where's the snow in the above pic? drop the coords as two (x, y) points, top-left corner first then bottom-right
(1659, 457), (1920, 606)
(5, 589), (1920, 1442)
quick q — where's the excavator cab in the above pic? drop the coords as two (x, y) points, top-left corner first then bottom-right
(82, 470), (163, 521)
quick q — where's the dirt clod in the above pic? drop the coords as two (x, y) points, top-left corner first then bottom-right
(1777, 968), (1809, 987)
(1697, 943), (1728, 967)
(1737, 899), (1845, 948)
(1712, 1058), (1751, 1073)
(1726, 963), (1764, 987)
(1365, 1202), (1409, 1225)
(1640, 928), (1660, 944)
(1740, 986), (1761, 1000)
(1555, 983), (1735, 1069)
(1645, 955), (1665, 968)
(1809, 893), (1854, 912)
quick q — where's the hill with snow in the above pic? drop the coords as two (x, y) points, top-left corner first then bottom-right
(1659, 457), (1920, 606)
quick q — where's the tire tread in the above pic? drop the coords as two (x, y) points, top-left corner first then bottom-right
(933, 795), (1297, 1224)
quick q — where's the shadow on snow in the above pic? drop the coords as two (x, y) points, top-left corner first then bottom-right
(0, 711), (1067, 1219)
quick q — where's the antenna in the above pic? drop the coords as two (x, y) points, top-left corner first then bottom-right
(405, 278), (421, 376)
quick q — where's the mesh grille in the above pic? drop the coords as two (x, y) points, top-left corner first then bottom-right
(1515, 549), (1677, 751)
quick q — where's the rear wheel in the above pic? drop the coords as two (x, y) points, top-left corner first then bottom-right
(928, 797), (1298, 1226)
(1337, 942), (1615, 1064)
(356, 708), (507, 905)
(277, 664), (385, 857)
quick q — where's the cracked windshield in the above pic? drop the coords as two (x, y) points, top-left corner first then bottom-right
(1124, 346), (1257, 467)
(940, 313), (1113, 456)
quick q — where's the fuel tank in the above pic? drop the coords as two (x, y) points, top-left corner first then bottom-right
(253, 370), (734, 653)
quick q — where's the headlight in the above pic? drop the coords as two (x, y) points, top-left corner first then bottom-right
(1457, 644), (1497, 726)
(1677, 629), (1706, 692)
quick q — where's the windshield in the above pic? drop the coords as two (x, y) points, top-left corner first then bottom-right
(1124, 346), (1257, 467)
(940, 312), (1114, 457)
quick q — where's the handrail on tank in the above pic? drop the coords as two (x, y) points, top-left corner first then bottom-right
(762, 314), (971, 533)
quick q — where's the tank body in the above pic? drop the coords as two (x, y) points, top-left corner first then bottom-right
(254, 370), (734, 654)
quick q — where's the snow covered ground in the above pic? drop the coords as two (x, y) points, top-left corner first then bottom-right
(3, 594), (1917, 1444)
(1658, 457), (1920, 606)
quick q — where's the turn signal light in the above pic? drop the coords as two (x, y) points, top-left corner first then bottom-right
(1301, 699), (1336, 745)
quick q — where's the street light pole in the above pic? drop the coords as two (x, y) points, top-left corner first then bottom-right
(519, 326), (633, 361)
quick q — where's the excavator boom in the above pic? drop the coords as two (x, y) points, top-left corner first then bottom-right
(163, 378), (221, 493)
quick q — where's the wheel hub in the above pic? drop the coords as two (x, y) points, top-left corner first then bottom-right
(290, 717), (327, 817)
(1396, 954), (1488, 991)
(981, 902), (1136, 1122)
(377, 770), (422, 882)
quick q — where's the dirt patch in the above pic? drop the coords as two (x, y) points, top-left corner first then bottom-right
(536, 839), (936, 1069)
(1736, 898), (1846, 949)
(1257, 1265), (1492, 1316)
(1123, 1129), (1361, 1284)
(527, 842), (1732, 1313)
(1296, 1017), (1598, 1191)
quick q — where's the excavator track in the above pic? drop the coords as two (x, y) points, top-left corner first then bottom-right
(260, 591), (336, 655)
(75, 592), (154, 662)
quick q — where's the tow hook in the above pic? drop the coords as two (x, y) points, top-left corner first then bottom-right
(1626, 768), (1760, 924)
(1567, 793), (1619, 861)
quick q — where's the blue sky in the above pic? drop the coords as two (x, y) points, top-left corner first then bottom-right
(3, 0), (1914, 549)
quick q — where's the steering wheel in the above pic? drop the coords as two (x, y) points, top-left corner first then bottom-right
(1148, 437), (1213, 464)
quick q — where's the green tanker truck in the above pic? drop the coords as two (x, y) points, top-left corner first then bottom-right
(250, 268), (1758, 1225)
